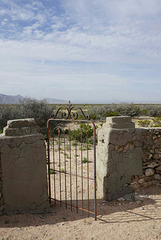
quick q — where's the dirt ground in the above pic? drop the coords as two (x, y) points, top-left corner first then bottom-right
(0, 185), (161, 240)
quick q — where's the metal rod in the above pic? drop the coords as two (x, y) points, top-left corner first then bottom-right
(47, 120), (51, 204)
(58, 129), (61, 207)
(75, 139), (78, 213)
(87, 132), (89, 217)
(81, 132), (83, 214)
(91, 120), (97, 221)
(69, 128), (72, 211)
(53, 135), (56, 205)
(53, 169), (94, 180)
(64, 132), (67, 209)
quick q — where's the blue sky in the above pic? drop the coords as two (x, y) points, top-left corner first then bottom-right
(0, 0), (161, 103)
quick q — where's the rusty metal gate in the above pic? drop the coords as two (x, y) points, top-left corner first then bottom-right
(46, 102), (97, 220)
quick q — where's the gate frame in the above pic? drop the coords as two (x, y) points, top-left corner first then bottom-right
(46, 101), (97, 220)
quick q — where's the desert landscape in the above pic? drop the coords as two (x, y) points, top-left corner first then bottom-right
(1, 0), (161, 238)
(0, 102), (161, 240)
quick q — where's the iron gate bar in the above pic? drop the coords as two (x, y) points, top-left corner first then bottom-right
(87, 133), (89, 217)
(47, 101), (97, 220)
(75, 139), (78, 212)
(53, 136), (56, 204)
(81, 133), (83, 212)
(52, 169), (94, 180)
(69, 129), (72, 211)
(64, 132), (67, 209)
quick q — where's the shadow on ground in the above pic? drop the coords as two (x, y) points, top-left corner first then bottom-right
(0, 185), (161, 228)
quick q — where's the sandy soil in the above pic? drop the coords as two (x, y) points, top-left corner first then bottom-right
(0, 186), (161, 240)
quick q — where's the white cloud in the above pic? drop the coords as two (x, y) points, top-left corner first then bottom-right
(0, 0), (161, 101)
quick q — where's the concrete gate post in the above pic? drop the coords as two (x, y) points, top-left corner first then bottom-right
(0, 119), (49, 215)
(97, 116), (142, 200)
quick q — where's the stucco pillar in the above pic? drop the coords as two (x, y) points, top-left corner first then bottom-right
(97, 116), (142, 200)
(0, 119), (49, 214)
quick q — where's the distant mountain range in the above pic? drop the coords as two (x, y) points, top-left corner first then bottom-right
(1, 93), (161, 105)
(0, 93), (67, 104)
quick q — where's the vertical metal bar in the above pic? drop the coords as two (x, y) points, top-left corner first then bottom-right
(64, 131), (67, 209)
(75, 139), (78, 213)
(58, 129), (61, 207)
(91, 121), (97, 220)
(69, 128), (72, 211)
(93, 125), (97, 220)
(81, 132), (83, 214)
(53, 134), (56, 205)
(47, 120), (51, 204)
(87, 131), (89, 217)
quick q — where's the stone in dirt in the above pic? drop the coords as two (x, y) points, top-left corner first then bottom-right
(156, 165), (161, 173)
(147, 162), (158, 168)
(117, 197), (125, 201)
(145, 168), (155, 177)
(138, 178), (145, 184)
(154, 174), (161, 180)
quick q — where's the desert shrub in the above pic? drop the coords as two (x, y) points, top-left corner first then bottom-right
(102, 111), (119, 117)
(112, 103), (141, 117)
(138, 104), (161, 117)
(146, 106), (161, 117)
(138, 120), (151, 127)
(90, 114), (97, 120)
(88, 103), (141, 119)
(140, 109), (149, 115)
(65, 128), (69, 134)
(0, 105), (22, 131)
(82, 157), (88, 163)
(138, 117), (161, 128)
(0, 99), (54, 133)
(88, 105), (114, 120)
(151, 117), (161, 127)
(19, 98), (54, 127)
(69, 123), (93, 142)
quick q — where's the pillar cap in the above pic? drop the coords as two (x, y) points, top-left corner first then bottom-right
(3, 119), (40, 136)
(105, 116), (135, 129)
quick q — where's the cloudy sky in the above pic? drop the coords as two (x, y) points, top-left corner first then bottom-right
(0, 0), (161, 103)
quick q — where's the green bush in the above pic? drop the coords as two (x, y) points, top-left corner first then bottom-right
(90, 114), (97, 120)
(138, 117), (161, 127)
(140, 109), (148, 115)
(151, 117), (161, 127)
(82, 157), (88, 163)
(139, 105), (161, 117)
(138, 120), (151, 127)
(69, 123), (93, 142)
(103, 111), (119, 117)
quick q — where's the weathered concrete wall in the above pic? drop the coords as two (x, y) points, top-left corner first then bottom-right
(0, 119), (49, 215)
(97, 116), (142, 201)
(130, 128), (161, 189)
(0, 145), (3, 214)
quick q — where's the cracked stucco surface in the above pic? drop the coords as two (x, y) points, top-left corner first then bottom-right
(0, 119), (49, 215)
(96, 117), (142, 201)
